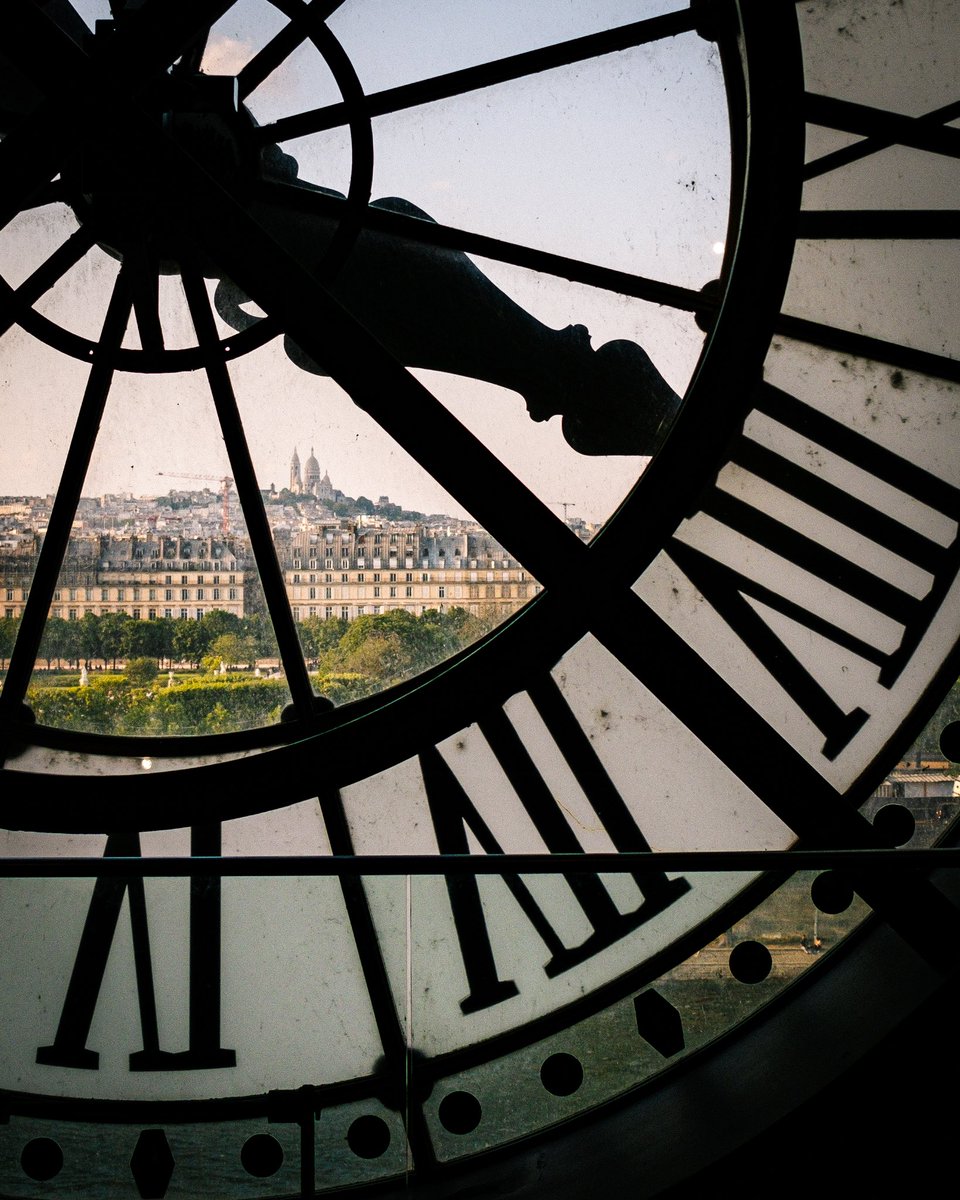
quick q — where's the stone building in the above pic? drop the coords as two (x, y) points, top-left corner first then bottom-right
(0, 514), (537, 627)
(282, 518), (536, 623)
(1, 534), (245, 622)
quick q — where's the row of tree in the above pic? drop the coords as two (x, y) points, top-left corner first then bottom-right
(1, 605), (503, 684)
(0, 610), (275, 671)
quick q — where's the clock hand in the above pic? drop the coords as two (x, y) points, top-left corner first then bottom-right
(215, 188), (680, 456)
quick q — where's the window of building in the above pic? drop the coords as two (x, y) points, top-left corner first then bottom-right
(228, 588), (237, 600)
(405, 586), (413, 598)
(180, 608), (188, 620)
(213, 588), (221, 601)
(325, 607), (333, 620)
(438, 586), (445, 598)
(324, 587), (332, 600)
(180, 589), (189, 601)
(389, 586), (397, 598)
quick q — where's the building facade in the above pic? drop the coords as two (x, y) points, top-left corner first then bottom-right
(0, 534), (245, 623)
(280, 519), (536, 623)
(0, 519), (538, 626)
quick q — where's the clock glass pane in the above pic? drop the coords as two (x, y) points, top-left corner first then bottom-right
(0, 0), (731, 738)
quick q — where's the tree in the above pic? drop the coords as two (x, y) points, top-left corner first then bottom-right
(209, 633), (257, 668)
(299, 616), (347, 662)
(173, 619), (209, 668)
(201, 609), (242, 642)
(39, 617), (70, 669)
(78, 612), (105, 665)
(242, 613), (279, 659)
(336, 610), (446, 683)
(98, 612), (132, 669)
(154, 617), (176, 668)
(0, 616), (19, 667)
(121, 618), (164, 663)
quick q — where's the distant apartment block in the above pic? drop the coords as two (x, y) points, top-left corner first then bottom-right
(0, 535), (245, 622)
(0, 521), (538, 624)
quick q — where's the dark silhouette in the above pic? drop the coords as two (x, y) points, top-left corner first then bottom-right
(216, 183), (680, 457)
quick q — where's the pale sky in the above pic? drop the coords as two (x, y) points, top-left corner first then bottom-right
(0, 0), (728, 525)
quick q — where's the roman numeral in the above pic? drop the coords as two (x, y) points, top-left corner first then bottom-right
(803, 93), (960, 182)
(667, 383), (960, 759)
(420, 674), (690, 1014)
(36, 826), (235, 1071)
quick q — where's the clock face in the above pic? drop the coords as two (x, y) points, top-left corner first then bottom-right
(1, 0), (959, 1196)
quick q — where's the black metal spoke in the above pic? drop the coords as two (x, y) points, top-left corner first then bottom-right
(181, 268), (317, 718)
(237, 0), (348, 99)
(775, 313), (960, 385)
(0, 223), (97, 341)
(255, 8), (698, 144)
(128, 243), (164, 353)
(0, 267), (134, 743)
(797, 210), (960, 238)
(804, 95), (960, 181)
(257, 179), (708, 313)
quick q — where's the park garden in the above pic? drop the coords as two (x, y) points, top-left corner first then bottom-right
(0, 606), (500, 736)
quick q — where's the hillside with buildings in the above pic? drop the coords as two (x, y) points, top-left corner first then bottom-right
(0, 463), (597, 735)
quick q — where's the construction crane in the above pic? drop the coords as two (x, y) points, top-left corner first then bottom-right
(551, 500), (576, 523)
(157, 472), (234, 536)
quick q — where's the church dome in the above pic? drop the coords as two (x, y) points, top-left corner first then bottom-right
(304, 448), (321, 491)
